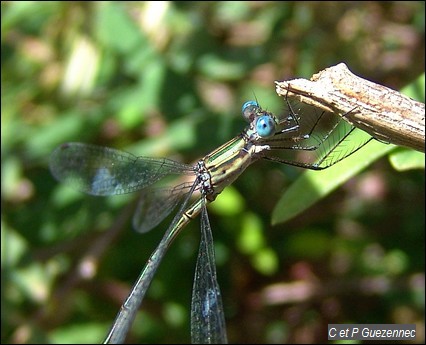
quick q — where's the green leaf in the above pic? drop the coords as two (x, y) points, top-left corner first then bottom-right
(400, 73), (425, 102)
(389, 148), (425, 171)
(94, 2), (144, 53)
(209, 186), (245, 216)
(49, 323), (109, 344)
(271, 140), (396, 225)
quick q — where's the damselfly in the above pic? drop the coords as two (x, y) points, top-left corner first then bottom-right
(49, 97), (373, 343)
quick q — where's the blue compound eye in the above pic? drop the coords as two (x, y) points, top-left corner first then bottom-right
(256, 115), (276, 137)
(241, 100), (259, 113)
(242, 100), (259, 122)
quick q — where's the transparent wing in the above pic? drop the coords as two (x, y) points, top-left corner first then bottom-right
(49, 142), (194, 196)
(103, 182), (200, 344)
(132, 182), (193, 233)
(191, 203), (227, 344)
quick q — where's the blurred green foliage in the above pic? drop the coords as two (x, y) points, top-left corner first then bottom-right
(2, 2), (424, 344)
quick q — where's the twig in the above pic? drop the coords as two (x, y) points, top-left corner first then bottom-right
(275, 63), (425, 153)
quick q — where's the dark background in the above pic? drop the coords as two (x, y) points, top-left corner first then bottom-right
(2, 2), (424, 343)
